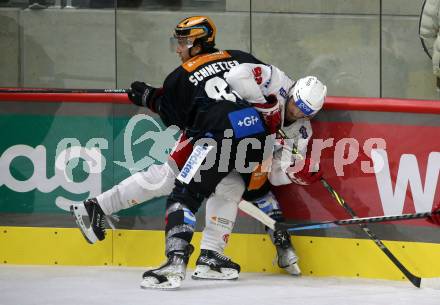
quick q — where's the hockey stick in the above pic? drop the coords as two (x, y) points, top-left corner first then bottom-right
(238, 197), (436, 288)
(0, 87), (130, 94)
(276, 210), (440, 232)
(238, 200), (276, 230)
(277, 129), (422, 288)
(238, 198), (439, 232)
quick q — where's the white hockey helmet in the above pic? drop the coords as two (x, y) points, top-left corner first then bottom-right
(289, 76), (327, 116)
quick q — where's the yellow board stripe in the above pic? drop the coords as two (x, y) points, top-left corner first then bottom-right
(1, 226), (440, 280)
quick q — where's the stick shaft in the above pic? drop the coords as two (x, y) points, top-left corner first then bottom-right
(0, 87), (130, 94)
(238, 200), (276, 230)
(277, 210), (438, 231)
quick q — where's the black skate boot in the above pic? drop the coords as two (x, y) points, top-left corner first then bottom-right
(70, 198), (106, 244)
(141, 244), (194, 290)
(269, 229), (301, 275)
(192, 249), (241, 280)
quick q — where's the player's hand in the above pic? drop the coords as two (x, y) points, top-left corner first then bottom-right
(254, 95), (281, 134)
(427, 201), (440, 225)
(286, 158), (322, 185)
(264, 94), (278, 104)
(128, 81), (157, 107)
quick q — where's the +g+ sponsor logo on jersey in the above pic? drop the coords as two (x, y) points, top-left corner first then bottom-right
(237, 115), (259, 127)
(228, 107), (265, 138)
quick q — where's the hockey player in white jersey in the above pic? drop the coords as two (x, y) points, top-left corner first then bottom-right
(192, 64), (326, 280)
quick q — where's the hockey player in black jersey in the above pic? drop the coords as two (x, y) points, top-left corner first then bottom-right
(127, 16), (280, 289)
(70, 16), (304, 289)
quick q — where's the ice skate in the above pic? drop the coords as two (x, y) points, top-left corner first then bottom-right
(192, 249), (240, 280)
(141, 244), (194, 290)
(70, 198), (106, 244)
(270, 229), (301, 275)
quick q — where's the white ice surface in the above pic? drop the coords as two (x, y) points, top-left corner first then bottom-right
(0, 265), (439, 305)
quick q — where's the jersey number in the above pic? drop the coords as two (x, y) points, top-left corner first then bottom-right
(204, 77), (237, 102)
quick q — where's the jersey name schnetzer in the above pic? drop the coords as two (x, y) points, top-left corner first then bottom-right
(188, 60), (239, 86)
(184, 50), (262, 102)
(183, 51), (239, 90)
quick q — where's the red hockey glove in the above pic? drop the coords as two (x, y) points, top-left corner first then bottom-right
(253, 94), (281, 134)
(427, 201), (440, 225)
(286, 158), (322, 185)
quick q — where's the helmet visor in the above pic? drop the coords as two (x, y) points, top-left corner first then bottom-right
(169, 36), (194, 52)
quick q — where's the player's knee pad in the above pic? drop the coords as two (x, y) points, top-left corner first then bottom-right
(201, 192), (239, 253)
(165, 201), (196, 254)
(253, 191), (285, 222)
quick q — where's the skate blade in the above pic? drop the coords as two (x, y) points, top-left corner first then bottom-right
(70, 205), (98, 244)
(191, 265), (239, 280)
(140, 275), (182, 290)
(283, 262), (301, 276)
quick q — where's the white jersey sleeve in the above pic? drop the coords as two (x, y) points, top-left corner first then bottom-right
(224, 63), (272, 104)
(269, 119), (313, 186)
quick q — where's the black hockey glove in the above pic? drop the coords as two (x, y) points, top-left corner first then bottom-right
(128, 81), (157, 107)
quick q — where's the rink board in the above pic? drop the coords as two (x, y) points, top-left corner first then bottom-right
(1, 226), (440, 280)
(1, 94), (440, 282)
